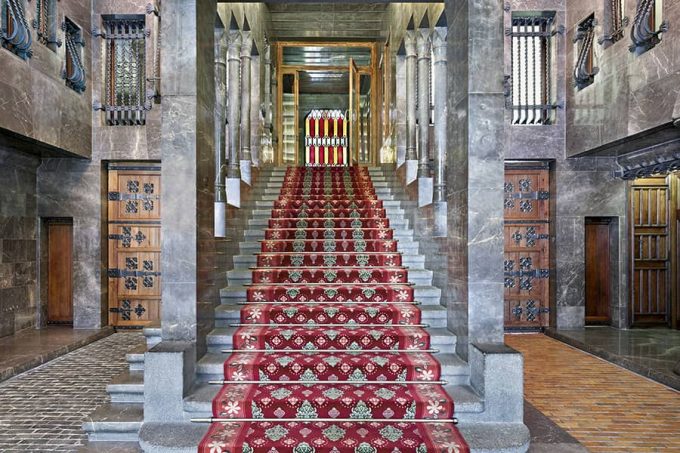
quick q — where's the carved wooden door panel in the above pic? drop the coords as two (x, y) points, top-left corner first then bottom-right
(107, 164), (161, 327)
(504, 165), (551, 329)
(631, 177), (670, 326)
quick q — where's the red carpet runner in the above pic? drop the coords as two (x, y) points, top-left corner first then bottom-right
(199, 167), (469, 453)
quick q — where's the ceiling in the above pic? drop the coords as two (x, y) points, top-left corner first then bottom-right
(283, 46), (372, 67)
(266, 3), (388, 40)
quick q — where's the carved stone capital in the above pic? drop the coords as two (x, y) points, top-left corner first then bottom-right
(404, 30), (417, 57)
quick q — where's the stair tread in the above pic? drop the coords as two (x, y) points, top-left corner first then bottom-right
(108, 370), (144, 390)
(82, 403), (144, 431)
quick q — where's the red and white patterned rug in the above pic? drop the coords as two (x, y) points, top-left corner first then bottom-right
(199, 167), (469, 453)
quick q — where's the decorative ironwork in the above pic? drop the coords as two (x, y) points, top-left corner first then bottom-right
(143, 199), (154, 212)
(143, 276), (154, 288)
(511, 303), (523, 320)
(143, 260), (153, 271)
(110, 300), (146, 320)
(134, 303), (146, 318)
(519, 200), (533, 212)
(507, 13), (560, 125)
(125, 257), (138, 270)
(504, 198), (515, 209)
(143, 182), (154, 194)
(101, 16), (150, 125)
(519, 277), (533, 291)
(629, 0), (668, 54)
(125, 277), (137, 290)
(504, 182), (514, 193)
(128, 180), (140, 193)
(573, 15), (598, 90)
(135, 230), (146, 245)
(614, 155), (680, 180)
(512, 227), (549, 247)
(63, 18), (86, 93)
(599, 0), (628, 45)
(504, 260), (515, 272)
(33, 0), (59, 47)
(504, 277), (516, 288)
(1, 0), (33, 59)
(519, 257), (532, 270)
(125, 200), (138, 214)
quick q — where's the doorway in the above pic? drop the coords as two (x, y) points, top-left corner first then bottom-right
(47, 220), (73, 324)
(585, 218), (612, 325)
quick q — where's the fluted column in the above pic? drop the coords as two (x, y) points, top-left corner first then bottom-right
(432, 26), (448, 204)
(416, 27), (432, 178)
(214, 27), (227, 236)
(240, 30), (253, 183)
(226, 29), (241, 179)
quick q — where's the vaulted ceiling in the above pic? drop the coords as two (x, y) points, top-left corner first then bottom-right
(265, 2), (388, 40)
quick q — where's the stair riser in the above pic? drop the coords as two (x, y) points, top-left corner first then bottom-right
(214, 316), (447, 329)
(109, 392), (145, 403)
(85, 431), (142, 442)
(233, 255), (426, 269)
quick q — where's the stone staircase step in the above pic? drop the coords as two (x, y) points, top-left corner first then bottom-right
(204, 326), (456, 353)
(248, 217), (410, 228)
(226, 267), (433, 286)
(126, 345), (146, 372)
(143, 327), (161, 348)
(139, 423), (208, 453)
(78, 441), (142, 452)
(232, 253), (426, 269)
(107, 371), (144, 403)
(458, 423), (531, 453)
(82, 403), (143, 442)
(195, 351), (469, 385)
(213, 302), (447, 328)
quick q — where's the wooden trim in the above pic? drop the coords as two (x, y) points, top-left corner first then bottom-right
(671, 173), (679, 329)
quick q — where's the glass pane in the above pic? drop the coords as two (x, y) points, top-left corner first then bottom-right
(283, 46), (371, 67)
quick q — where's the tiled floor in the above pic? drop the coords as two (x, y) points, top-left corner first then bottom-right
(507, 334), (680, 452)
(0, 332), (144, 452)
(0, 326), (113, 383)
(547, 327), (680, 390)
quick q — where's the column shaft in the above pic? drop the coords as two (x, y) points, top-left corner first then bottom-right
(417, 29), (432, 177)
(226, 30), (241, 179)
(405, 31), (418, 162)
(214, 29), (227, 203)
(432, 27), (448, 202)
(240, 31), (253, 164)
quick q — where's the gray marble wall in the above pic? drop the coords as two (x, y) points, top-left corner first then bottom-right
(506, 0), (629, 329)
(0, 0), (92, 158)
(566, 0), (680, 156)
(0, 147), (39, 338)
(445, 0), (506, 358)
(36, 0), (162, 331)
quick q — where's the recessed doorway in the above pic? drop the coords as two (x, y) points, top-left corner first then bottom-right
(46, 219), (73, 324)
(585, 218), (612, 325)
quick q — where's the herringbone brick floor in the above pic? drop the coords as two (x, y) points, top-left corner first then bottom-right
(0, 332), (144, 452)
(507, 334), (680, 453)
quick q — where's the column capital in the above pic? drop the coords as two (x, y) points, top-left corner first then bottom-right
(240, 30), (253, 59)
(432, 27), (448, 62)
(416, 28), (432, 56)
(214, 30), (227, 66)
(227, 30), (241, 60)
(404, 30), (417, 57)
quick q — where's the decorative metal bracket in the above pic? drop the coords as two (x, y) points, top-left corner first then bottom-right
(91, 27), (107, 39)
(574, 15), (599, 89)
(146, 3), (160, 17)
(629, 0), (669, 54)
(598, 16), (629, 45)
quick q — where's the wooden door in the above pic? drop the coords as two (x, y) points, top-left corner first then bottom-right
(631, 177), (670, 326)
(504, 164), (551, 329)
(349, 58), (359, 165)
(107, 163), (161, 327)
(585, 219), (611, 324)
(47, 222), (73, 323)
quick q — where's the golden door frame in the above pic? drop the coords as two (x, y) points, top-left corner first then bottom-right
(274, 41), (381, 167)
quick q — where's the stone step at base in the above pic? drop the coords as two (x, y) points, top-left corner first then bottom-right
(195, 351), (470, 386)
(220, 285), (442, 305)
(213, 302), (448, 328)
(138, 422), (535, 453)
(204, 326), (455, 353)
(232, 253), (427, 270)
(82, 403), (143, 442)
(226, 267), (433, 287)
(246, 199), (417, 209)
(126, 345), (146, 372)
(77, 441), (142, 452)
(143, 327), (161, 348)
(108, 371), (145, 403)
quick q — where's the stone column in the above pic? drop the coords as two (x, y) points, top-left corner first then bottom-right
(261, 41), (274, 165)
(404, 29), (418, 184)
(416, 26), (431, 178)
(446, 0), (506, 354)
(214, 26), (227, 237)
(395, 52), (407, 168)
(225, 25), (241, 206)
(432, 26), (448, 236)
(226, 28), (241, 180)
(240, 29), (253, 185)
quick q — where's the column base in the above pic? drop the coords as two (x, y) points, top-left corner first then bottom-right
(214, 201), (226, 237)
(418, 176), (433, 207)
(405, 160), (418, 185)
(433, 201), (448, 237)
(226, 178), (241, 208)
(240, 160), (252, 186)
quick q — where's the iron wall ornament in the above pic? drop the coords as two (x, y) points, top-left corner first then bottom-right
(629, 0), (668, 54)
(574, 15), (599, 89)
(1, 0), (33, 59)
(63, 18), (86, 93)
(613, 155), (680, 180)
(599, 0), (628, 45)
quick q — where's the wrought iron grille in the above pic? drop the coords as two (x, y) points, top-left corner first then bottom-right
(508, 13), (557, 125)
(601, 0), (626, 45)
(629, 0), (668, 54)
(574, 15), (598, 89)
(1, 0), (32, 59)
(34, 0), (56, 47)
(104, 17), (148, 125)
(63, 18), (86, 93)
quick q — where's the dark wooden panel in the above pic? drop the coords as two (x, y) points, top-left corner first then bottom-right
(48, 223), (73, 323)
(585, 219), (611, 324)
(630, 177), (670, 326)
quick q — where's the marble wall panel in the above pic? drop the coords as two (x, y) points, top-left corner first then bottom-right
(0, 0), (92, 158)
(0, 147), (40, 338)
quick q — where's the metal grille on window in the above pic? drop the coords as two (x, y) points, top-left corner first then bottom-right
(574, 15), (598, 90)
(629, 0), (668, 54)
(34, 0), (57, 47)
(104, 17), (148, 125)
(508, 13), (558, 125)
(1, 0), (32, 60)
(63, 18), (86, 93)
(600, 0), (626, 45)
